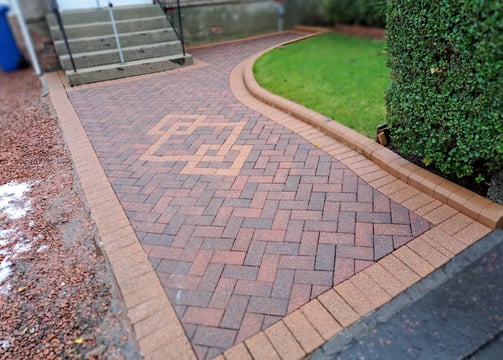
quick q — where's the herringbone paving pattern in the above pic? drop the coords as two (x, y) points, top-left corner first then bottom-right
(68, 33), (430, 359)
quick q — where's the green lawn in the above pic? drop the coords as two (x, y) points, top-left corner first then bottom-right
(253, 33), (390, 137)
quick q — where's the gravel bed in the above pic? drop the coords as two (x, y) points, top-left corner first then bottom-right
(0, 69), (140, 359)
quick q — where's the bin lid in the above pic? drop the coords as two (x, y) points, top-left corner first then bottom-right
(0, 5), (10, 15)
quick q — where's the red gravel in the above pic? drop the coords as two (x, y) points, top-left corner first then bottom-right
(0, 69), (140, 359)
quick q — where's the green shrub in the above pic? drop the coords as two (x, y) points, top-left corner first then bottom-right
(385, 0), (503, 182)
(326, 0), (386, 27)
(301, 0), (335, 26)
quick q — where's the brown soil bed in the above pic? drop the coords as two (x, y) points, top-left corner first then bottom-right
(0, 69), (140, 359)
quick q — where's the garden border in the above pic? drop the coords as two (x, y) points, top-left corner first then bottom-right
(243, 29), (503, 229)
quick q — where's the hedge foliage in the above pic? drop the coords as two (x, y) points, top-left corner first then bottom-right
(328, 0), (386, 27)
(301, 0), (386, 27)
(386, 0), (503, 181)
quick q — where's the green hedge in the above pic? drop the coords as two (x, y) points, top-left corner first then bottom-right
(386, 0), (503, 182)
(328, 0), (386, 27)
(301, 0), (386, 27)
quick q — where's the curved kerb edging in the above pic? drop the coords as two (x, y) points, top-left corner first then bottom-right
(242, 33), (503, 230)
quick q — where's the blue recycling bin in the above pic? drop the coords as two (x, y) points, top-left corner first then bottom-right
(0, 5), (23, 72)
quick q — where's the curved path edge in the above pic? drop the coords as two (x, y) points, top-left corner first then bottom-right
(45, 72), (196, 360)
(43, 31), (501, 360)
(239, 31), (503, 229)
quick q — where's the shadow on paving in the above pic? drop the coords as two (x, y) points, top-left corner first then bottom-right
(310, 229), (503, 360)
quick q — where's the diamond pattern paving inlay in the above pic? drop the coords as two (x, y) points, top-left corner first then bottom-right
(140, 114), (252, 176)
(68, 33), (431, 359)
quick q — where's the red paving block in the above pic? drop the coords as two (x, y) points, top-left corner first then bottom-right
(257, 254), (280, 283)
(234, 280), (273, 297)
(299, 232), (319, 256)
(221, 295), (249, 329)
(189, 250), (213, 276)
(333, 257), (355, 285)
(211, 251), (246, 265)
(287, 284), (312, 313)
(209, 277), (237, 309)
(236, 313), (264, 343)
(336, 245), (374, 261)
(374, 223), (412, 236)
(355, 222), (374, 247)
(183, 307), (224, 327)
(279, 255), (315, 270)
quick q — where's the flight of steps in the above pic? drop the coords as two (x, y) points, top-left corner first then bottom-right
(47, 4), (192, 86)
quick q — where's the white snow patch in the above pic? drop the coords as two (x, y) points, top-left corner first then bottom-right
(0, 258), (12, 286)
(0, 339), (11, 351)
(0, 181), (35, 295)
(37, 244), (49, 253)
(0, 182), (32, 220)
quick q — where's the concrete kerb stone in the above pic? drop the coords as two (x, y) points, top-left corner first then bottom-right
(45, 72), (196, 360)
(240, 31), (503, 229)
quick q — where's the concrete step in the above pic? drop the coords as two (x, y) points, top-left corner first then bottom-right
(60, 41), (183, 70)
(50, 16), (168, 40)
(47, 4), (162, 27)
(66, 54), (193, 86)
(54, 28), (178, 54)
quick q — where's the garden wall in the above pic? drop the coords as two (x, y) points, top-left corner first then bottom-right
(182, 0), (307, 45)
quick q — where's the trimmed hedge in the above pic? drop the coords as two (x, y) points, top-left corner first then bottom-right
(301, 0), (386, 27)
(386, 0), (503, 182)
(328, 0), (386, 27)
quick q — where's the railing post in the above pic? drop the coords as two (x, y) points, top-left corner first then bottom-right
(108, 2), (125, 64)
(49, 0), (77, 72)
(176, 0), (186, 56)
(154, 0), (186, 58)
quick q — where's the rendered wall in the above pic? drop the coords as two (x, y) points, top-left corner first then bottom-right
(182, 0), (308, 45)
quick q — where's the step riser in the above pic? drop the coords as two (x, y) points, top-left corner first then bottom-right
(47, 5), (162, 26)
(55, 29), (178, 54)
(66, 55), (193, 86)
(50, 17), (168, 40)
(60, 42), (183, 70)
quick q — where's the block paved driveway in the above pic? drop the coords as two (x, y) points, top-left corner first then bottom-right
(68, 33), (430, 359)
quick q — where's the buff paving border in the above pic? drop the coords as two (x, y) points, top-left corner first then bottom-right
(44, 31), (503, 360)
(211, 31), (503, 360)
(45, 71), (196, 360)
(240, 30), (503, 230)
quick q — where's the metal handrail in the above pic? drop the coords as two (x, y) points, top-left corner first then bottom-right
(154, 0), (186, 56)
(49, 0), (77, 72)
(108, 2), (125, 64)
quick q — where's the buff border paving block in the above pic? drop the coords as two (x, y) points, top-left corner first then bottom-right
(283, 310), (325, 353)
(299, 299), (342, 341)
(245, 332), (281, 360)
(45, 72), (196, 360)
(222, 343), (252, 360)
(264, 321), (305, 360)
